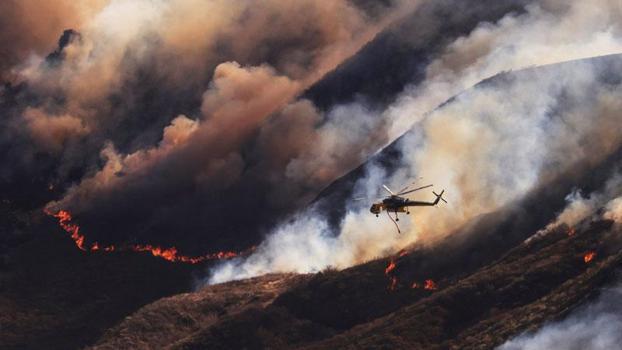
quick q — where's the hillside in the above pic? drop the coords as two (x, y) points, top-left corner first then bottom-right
(88, 54), (622, 349)
(2, 2), (621, 348)
(89, 215), (621, 349)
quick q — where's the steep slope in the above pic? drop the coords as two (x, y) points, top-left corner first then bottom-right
(304, 0), (533, 109)
(0, 212), (200, 350)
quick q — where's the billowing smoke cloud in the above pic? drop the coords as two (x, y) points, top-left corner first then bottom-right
(47, 61), (299, 212)
(12, 0), (395, 145)
(527, 173), (622, 242)
(2, 0), (416, 247)
(22, 107), (90, 152)
(208, 0), (622, 283)
(387, 0), (622, 137)
(499, 281), (622, 350)
(4, 0), (622, 285)
(6, 0), (407, 165)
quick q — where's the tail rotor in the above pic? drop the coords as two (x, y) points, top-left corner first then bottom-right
(432, 190), (447, 205)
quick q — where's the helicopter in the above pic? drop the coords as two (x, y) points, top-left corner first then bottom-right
(358, 182), (446, 233)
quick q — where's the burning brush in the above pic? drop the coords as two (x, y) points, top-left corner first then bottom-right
(583, 251), (596, 263)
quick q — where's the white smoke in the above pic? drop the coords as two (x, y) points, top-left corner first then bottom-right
(499, 282), (622, 350)
(209, 165), (415, 283)
(525, 174), (622, 244)
(206, 0), (622, 285)
(387, 0), (622, 138)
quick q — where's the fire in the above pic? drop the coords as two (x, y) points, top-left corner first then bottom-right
(567, 227), (576, 236)
(410, 279), (438, 291)
(384, 258), (399, 291)
(50, 210), (88, 251)
(130, 244), (240, 263)
(385, 259), (396, 275)
(46, 209), (245, 264)
(584, 251), (596, 263)
(424, 279), (437, 290)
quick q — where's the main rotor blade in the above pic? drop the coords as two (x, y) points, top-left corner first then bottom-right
(398, 184), (433, 195)
(397, 184), (412, 195)
(382, 184), (395, 196)
(397, 177), (424, 194)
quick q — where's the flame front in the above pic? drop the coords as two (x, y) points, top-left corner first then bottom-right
(50, 210), (88, 251)
(46, 209), (244, 264)
(584, 251), (596, 263)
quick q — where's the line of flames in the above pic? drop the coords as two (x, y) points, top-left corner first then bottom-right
(46, 209), (247, 264)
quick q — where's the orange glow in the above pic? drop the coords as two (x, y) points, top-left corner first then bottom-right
(398, 250), (409, 257)
(424, 279), (437, 290)
(567, 227), (576, 236)
(46, 209), (246, 264)
(411, 282), (420, 289)
(385, 259), (396, 275)
(584, 251), (596, 263)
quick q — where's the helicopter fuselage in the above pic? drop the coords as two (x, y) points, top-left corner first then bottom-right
(369, 193), (443, 215)
(370, 196), (411, 214)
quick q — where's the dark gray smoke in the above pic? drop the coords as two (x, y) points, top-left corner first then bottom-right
(1, 0), (536, 253)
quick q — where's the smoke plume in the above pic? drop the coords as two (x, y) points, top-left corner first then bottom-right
(499, 281), (622, 350)
(2, 0), (416, 248)
(208, 0), (622, 283)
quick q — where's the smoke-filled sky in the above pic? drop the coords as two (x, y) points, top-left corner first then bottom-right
(2, 0), (622, 282)
(2, 0), (414, 250)
(208, 0), (622, 283)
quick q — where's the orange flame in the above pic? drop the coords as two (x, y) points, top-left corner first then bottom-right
(424, 279), (438, 290)
(50, 210), (88, 251)
(46, 209), (245, 264)
(584, 251), (596, 263)
(385, 259), (396, 275)
(567, 227), (576, 236)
